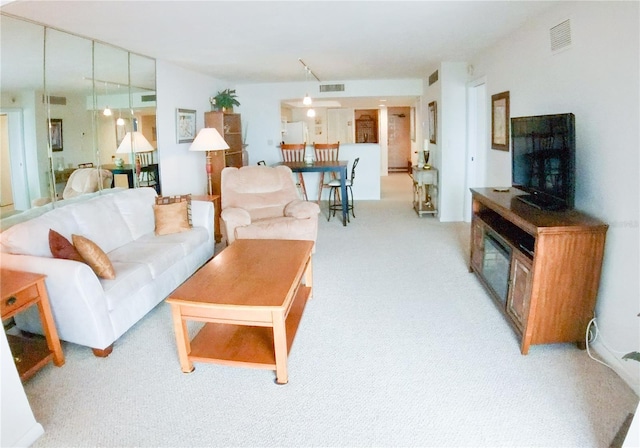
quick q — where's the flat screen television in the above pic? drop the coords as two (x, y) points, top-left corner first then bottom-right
(511, 113), (575, 211)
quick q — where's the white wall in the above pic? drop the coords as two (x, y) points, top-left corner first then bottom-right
(1, 330), (44, 447)
(471, 1), (639, 393)
(155, 60), (226, 196)
(423, 62), (469, 222)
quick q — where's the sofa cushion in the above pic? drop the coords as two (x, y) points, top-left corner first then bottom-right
(136, 227), (209, 258)
(49, 229), (85, 262)
(108, 239), (185, 279)
(72, 235), (116, 280)
(0, 207), (82, 257)
(153, 201), (191, 235)
(101, 261), (153, 312)
(70, 195), (133, 253)
(113, 187), (157, 240)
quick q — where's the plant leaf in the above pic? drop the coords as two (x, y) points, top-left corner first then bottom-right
(622, 351), (640, 362)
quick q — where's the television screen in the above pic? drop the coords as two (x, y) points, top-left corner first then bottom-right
(511, 113), (575, 211)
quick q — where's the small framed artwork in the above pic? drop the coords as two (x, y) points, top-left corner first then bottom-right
(50, 118), (63, 152)
(491, 91), (510, 151)
(428, 101), (437, 144)
(176, 108), (196, 143)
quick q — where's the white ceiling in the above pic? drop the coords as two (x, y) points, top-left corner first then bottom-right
(1, 1), (559, 85)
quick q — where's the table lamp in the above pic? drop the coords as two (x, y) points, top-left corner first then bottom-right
(116, 131), (155, 177)
(189, 128), (229, 195)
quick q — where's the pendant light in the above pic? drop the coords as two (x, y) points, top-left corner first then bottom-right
(102, 82), (112, 116)
(299, 58), (319, 117)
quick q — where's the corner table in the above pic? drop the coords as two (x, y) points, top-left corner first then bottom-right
(412, 165), (438, 216)
(1, 269), (64, 381)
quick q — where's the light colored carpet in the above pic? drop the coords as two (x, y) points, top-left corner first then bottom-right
(25, 174), (638, 447)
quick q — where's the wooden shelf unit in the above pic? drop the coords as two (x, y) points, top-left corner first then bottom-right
(469, 188), (608, 354)
(204, 111), (243, 168)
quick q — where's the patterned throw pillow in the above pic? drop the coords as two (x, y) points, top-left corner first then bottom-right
(72, 234), (116, 280)
(155, 194), (192, 226)
(49, 229), (85, 262)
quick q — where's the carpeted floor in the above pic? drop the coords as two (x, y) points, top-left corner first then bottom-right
(24, 173), (638, 447)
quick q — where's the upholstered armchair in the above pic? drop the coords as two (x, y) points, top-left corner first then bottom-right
(62, 168), (113, 199)
(220, 165), (320, 248)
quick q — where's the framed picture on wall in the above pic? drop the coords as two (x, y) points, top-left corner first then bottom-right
(176, 108), (196, 143)
(50, 118), (63, 152)
(428, 101), (437, 144)
(491, 91), (510, 151)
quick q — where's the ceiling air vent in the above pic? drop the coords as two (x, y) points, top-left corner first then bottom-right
(319, 84), (344, 93)
(141, 94), (157, 102)
(428, 70), (439, 86)
(550, 19), (572, 53)
(42, 95), (67, 105)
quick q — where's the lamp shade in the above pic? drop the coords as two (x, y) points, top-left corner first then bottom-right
(189, 128), (230, 152)
(116, 131), (154, 154)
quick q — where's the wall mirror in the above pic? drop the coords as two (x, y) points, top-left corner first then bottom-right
(0, 13), (157, 221)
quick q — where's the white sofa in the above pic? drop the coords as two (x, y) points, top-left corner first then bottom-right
(0, 188), (214, 356)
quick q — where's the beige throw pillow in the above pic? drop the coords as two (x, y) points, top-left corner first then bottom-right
(71, 234), (116, 280)
(155, 194), (192, 226)
(154, 201), (191, 235)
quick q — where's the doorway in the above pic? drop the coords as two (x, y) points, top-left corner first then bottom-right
(0, 110), (29, 215)
(387, 107), (411, 172)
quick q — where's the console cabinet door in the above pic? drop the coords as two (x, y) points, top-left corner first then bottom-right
(470, 218), (485, 273)
(506, 251), (532, 332)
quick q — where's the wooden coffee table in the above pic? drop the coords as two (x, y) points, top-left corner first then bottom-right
(166, 239), (314, 384)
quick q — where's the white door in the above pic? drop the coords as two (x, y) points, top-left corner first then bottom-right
(464, 79), (487, 221)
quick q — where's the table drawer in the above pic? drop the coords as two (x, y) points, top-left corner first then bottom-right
(1, 284), (39, 318)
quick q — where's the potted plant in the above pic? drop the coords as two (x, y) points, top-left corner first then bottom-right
(210, 89), (240, 113)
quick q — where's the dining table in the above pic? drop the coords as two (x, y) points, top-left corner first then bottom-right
(276, 160), (349, 226)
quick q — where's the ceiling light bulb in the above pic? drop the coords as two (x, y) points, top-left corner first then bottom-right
(103, 107), (112, 116)
(303, 94), (312, 106)
(116, 117), (125, 126)
(307, 108), (316, 118)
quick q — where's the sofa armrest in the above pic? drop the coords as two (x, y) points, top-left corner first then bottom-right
(191, 200), (214, 245)
(220, 207), (251, 245)
(1, 253), (115, 349)
(284, 200), (321, 219)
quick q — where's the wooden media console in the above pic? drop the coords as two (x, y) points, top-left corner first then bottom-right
(469, 188), (608, 354)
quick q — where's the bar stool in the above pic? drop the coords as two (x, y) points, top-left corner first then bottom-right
(328, 158), (359, 222)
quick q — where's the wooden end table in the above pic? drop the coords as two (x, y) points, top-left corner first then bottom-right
(1, 269), (64, 381)
(191, 194), (222, 243)
(166, 239), (314, 384)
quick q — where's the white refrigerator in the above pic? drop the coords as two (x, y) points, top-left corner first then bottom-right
(282, 121), (309, 144)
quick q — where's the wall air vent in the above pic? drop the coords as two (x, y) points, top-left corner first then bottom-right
(42, 95), (67, 105)
(550, 19), (572, 53)
(141, 94), (157, 102)
(319, 84), (345, 93)
(428, 70), (439, 86)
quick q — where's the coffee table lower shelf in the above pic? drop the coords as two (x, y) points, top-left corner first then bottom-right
(185, 285), (310, 378)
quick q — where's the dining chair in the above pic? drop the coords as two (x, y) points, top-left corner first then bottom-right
(280, 142), (308, 200)
(313, 142), (340, 203)
(328, 157), (359, 222)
